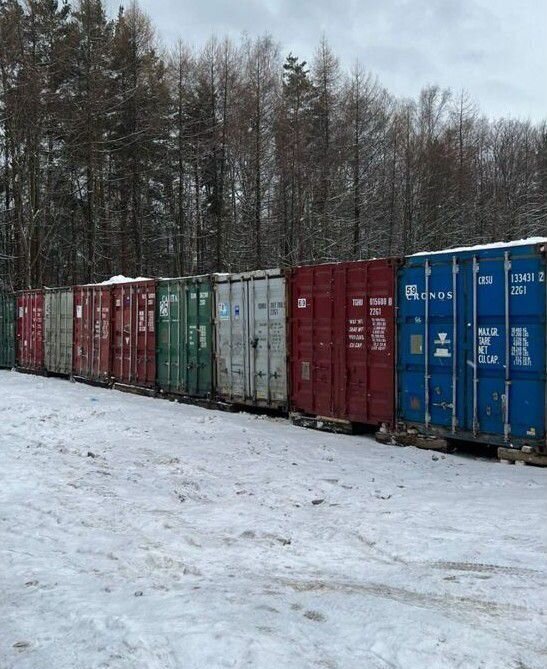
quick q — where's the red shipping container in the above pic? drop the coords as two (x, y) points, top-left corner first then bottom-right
(290, 259), (399, 427)
(16, 290), (45, 371)
(111, 281), (156, 387)
(73, 285), (113, 382)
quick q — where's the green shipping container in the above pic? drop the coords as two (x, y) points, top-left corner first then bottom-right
(156, 276), (214, 397)
(0, 290), (15, 368)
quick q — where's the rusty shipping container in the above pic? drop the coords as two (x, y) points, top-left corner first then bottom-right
(45, 287), (74, 376)
(73, 284), (113, 383)
(214, 270), (288, 409)
(16, 289), (45, 371)
(111, 280), (156, 387)
(289, 259), (398, 429)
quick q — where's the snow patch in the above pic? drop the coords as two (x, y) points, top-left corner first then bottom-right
(412, 236), (547, 256)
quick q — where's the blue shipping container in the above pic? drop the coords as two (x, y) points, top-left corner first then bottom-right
(398, 239), (547, 452)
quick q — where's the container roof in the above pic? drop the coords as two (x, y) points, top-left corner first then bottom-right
(412, 237), (547, 257)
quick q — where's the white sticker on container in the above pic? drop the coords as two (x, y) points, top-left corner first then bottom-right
(298, 298), (307, 308)
(76, 305), (82, 319)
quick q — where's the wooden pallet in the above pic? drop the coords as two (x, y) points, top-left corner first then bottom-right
(290, 413), (354, 434)
(112, 382), (157, 398)
(157, 391), (238, 413)
(498, 447), (547, 467)
(376, 430), (455, 453)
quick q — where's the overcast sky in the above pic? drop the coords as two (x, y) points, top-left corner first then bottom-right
(107, 0), (546, 121)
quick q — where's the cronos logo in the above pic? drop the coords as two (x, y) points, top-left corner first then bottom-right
(405, 284), (453, 301)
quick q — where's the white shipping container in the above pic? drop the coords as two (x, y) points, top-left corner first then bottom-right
(214, 270), (287, 409)
(45, 288), (74, 376)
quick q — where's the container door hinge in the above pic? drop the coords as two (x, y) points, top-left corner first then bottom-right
(452, 263), (459, 275)
(504, 259), (512, 271)
(504, 423), (511, 441)
(425, 266), (432, 277)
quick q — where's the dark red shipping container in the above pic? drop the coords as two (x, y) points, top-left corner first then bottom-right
(16, 290), (45, 371)
(73, 285), (113, 383)
(111, 281), (156, 387)
(290, 259), (399, 428)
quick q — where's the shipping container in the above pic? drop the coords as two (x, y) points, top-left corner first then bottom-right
(290, 259), (398, 428)
(215, 270), (287, 409)
(111, 280), (156, 387)
(157, 276), (214, 397)
(16, 290), (45, 371)
(398, 238), (547, 452)
(0, 290), (15, 368)
(44, 287), (74, 376)
(73, 285), (113, 383)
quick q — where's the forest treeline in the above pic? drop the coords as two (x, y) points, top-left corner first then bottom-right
(0, 0), (546, 289)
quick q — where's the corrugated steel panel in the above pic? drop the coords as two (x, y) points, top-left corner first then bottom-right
(111, 281), (156, 387)
(16, 290), (45, 371)
(398, 240), (547, 451)
(0, 290), (15, 368)
(157, 276), (214, 397)
(45, 288), (74, 376)
(214, 270), (287, 409)
(290, 259), (398, 425)
(73, 285), (113, 382)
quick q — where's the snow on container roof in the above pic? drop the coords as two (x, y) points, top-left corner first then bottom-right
(90, 275), (153, 285)
(412, 237), (547, 257)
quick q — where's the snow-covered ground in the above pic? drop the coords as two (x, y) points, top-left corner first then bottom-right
(0, 372), (545, 669)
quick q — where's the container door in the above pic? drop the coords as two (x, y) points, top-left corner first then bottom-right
(157, 281), (178, 392)
(45, 292), (54, 371)
(312, 266), (335, 417)
(195, 280), (213, 397)
(290, 266), (335, 418)
(45, 290), (74, 375)
(265, 275), (287, 406)
(363, 261), (397, 425)
(464, 252), (546, 442)
(290, 268), (315, 416)
(95, 288), (111, 380)
(216, 280), (246, 401)
(505, 253), (546, 441)
(340, 263), (367, 422)
(112, 285), (130, 383)
(73, 288), (84, 375)
(60, 290), (74, 375)
(248, 275), (287, 406)
(186, 281), (201, 395)
(464, 256), (506, 436)
(135, 284), (155, 386)
(0, 292), (15, 368)
(399, 260), (461, 431)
